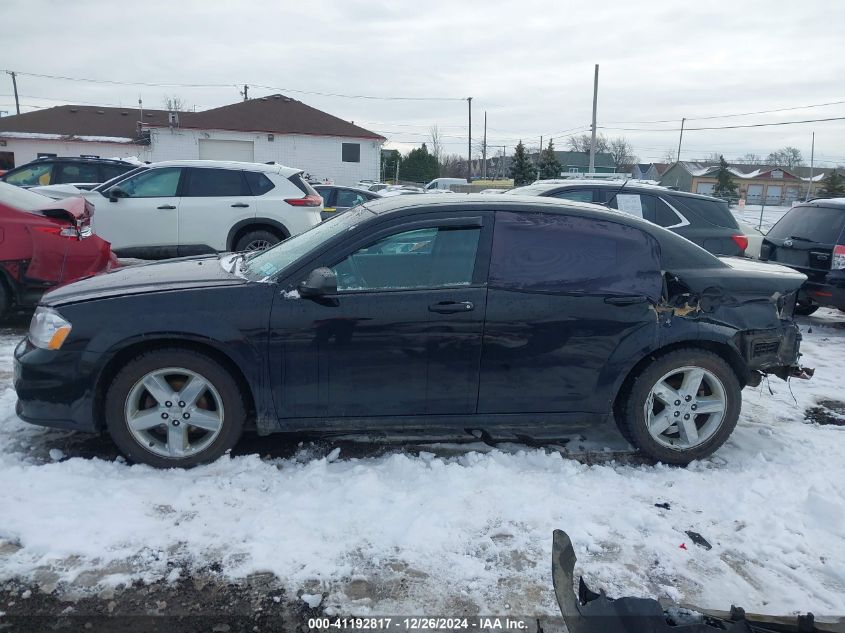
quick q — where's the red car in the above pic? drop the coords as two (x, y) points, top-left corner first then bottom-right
(0, 182), (117, 317)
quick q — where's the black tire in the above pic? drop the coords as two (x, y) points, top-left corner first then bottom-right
(105, 348), (246, 468)
(794, 303), (819, 316)
(234, 229), (281, 252)
(616, 349), (742, 465)
(0, 281), (9, 319)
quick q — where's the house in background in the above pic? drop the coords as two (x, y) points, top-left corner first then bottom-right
(660, 161), (826, 204)
(631, 162), (670, 181)
(0, 95), (385, 185)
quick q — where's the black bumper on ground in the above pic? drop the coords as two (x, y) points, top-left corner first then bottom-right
(13, 337), (99, 433)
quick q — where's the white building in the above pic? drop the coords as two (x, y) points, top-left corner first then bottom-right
(0, 95), (384, 185)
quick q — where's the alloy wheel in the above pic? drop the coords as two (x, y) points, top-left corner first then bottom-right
(643, 365), (727, 450)
(124, 367), (225, 459)
(245, 239), (271, 251)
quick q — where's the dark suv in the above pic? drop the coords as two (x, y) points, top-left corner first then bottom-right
(506, 181), (748, 256)
(1, 157), (137, 189)
(761, 199), (845, 314)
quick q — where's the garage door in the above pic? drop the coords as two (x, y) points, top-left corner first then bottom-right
(198, 139), (255, 163)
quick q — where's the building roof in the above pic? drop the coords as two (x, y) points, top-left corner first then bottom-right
(0, 94), (385, 142)
(0, 105), (173, 141)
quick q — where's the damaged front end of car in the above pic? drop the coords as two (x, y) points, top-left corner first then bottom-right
(551, 530), (842, 633)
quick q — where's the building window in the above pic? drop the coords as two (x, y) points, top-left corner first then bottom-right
(0, 151), (13, 170)
(771, 170), (783, 179)
(342, 143), (361, 163)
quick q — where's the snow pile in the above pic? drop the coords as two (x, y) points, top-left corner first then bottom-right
(0, 313), (843, 615)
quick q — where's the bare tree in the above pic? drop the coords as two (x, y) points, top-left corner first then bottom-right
(439, 153), (467, 178)
(607, 137), (638, 170)
(737, 153), (761, 164)
(163, 95), (192, 112)
(429, 125), (443, 165)
(567, 133), (608, 153)
(766, 146), (804, 168)
(662, 149), (677, 164)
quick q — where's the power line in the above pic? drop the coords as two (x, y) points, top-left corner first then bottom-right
(0, 70), (466, 102)
(599, 115), (845, 133)
(601, 98), (845, 125)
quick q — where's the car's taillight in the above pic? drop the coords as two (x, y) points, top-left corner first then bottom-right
(833, 244), (845, 270)
(731, 234), (749, 252)
(34, 224), (80, 239)
(284, 194), (322, 207)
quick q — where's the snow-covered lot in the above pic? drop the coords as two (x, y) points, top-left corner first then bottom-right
(0, 310), (844, 618)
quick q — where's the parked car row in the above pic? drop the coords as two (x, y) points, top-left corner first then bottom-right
(14, 194), (809, 468)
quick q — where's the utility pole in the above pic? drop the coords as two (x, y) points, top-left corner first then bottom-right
(241, 84), (249, 101)
(806, 131), (815, 201)
(7, 71), (20, 115)
(676, 117), (686, 163)
(482, 111), (487, 179)
(467, 97), (473, 181)
(539, 135), (543, 173)
(588, 64), (599, 175)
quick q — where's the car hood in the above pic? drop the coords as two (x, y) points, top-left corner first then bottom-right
(36, 195), (92, 222)
(42, 255), (248, 306)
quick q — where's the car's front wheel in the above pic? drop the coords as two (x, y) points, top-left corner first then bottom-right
(616, 349), (741, 465)
(105, 349), (245, 468)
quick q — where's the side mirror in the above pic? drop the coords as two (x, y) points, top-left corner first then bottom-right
(298, 267), (337, 298)
(108, 187), (128, 202)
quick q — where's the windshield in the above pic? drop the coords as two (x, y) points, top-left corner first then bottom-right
(94, 165), (148, 192)
(243, 206), (375, 281)
(0, 181), (54, 211)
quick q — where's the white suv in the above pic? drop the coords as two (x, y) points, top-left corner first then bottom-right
(49, 160), (323, 258)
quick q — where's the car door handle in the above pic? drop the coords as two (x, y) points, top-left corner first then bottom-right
(604, 295), (649, 306)
(428, 301), (474, 313)
(157, 204), (176, 210)
(231, 202), (250, 208)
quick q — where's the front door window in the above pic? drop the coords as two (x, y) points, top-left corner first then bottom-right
(119, 168), (182, 197)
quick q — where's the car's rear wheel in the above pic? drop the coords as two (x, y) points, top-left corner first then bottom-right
(616, 349), (741, 465)
(105, 349), (245, 468)
(235, 229), (281, 252)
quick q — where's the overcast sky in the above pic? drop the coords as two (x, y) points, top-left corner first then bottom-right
(3, 0), (845, 166)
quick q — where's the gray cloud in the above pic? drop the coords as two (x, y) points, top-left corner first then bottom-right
(3, 0), (845, 165)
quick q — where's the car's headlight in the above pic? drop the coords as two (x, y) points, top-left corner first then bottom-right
(29, 307), (72, 350)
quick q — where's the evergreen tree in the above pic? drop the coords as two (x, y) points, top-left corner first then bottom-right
(400, 143), (439, 183)
(713, 155), (738, 199)
(509, 141), (537, 186)
(538, 139), (563, 180)
(818, 169), (845, 198)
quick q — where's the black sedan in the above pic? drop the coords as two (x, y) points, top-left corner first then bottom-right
(15, 195), (808, 468)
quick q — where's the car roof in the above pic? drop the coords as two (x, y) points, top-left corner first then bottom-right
(510, 179), (727, 202)
(314, 184), (377, 195)
(362, 192), (637, 220)
(148, 160), (300, 177)
(12, 156), (135, 168)
(799, 197), (845, 209)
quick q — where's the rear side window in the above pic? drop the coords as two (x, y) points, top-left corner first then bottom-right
(767, 206), (845, 244)
(549, 188), (595, 203)
(490, 211), (663, 300)
(101, 164), (132, 182)
(55, 162), (99, 184)
(245, 171), (276, 196)
(671, 196), (739, 229)
(185, 168), (249, 197)
(336, 189), (368, 208)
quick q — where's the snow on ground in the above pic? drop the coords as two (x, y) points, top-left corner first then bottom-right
(734, 204), (791, 233)
(0, 311), (844, 617)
